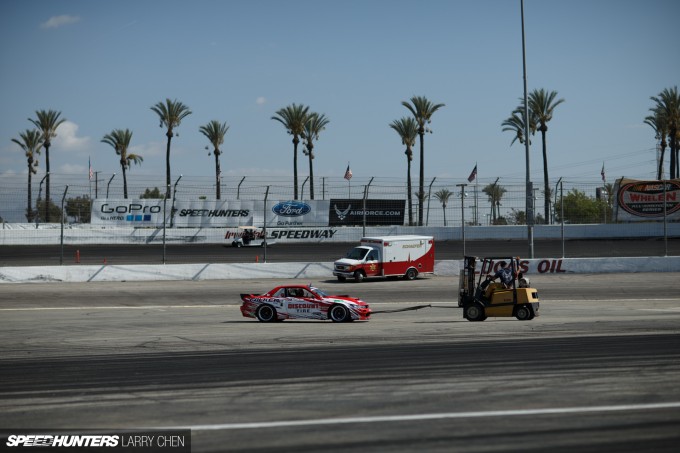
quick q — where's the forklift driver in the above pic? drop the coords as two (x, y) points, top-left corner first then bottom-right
(487, 261), (514, 289)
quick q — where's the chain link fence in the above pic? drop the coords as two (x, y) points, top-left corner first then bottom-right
(0, 172), (624, 227)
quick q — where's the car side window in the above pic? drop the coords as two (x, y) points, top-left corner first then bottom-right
(273, 289), (286, 297)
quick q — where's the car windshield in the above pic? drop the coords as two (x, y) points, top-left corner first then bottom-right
(310, 287), (327, 297)
(346, 248), (368, 260)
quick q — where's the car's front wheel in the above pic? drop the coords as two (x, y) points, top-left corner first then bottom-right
(353, 271), (364, 283)
(256, 305), (277, 322)
(329, 304), (351, 322)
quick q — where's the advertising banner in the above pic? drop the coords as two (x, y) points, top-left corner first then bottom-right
(91, 199), (330, 227)
(267, 200), (330, 227)
(329, 199), (406, 226)
(613, 178), (680, 222)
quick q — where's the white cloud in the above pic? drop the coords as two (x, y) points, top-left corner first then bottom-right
(256, 97), (267, 106)
(53, 121), (91, 152)
(41, 14), (81, 29)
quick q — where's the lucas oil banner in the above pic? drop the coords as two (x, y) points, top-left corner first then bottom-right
(91, 199), (330, 227)
(613, 178), (680, 222)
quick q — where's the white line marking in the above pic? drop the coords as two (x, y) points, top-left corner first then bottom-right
(167, 402), (680, 431)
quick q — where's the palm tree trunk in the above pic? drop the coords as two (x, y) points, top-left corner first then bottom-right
(418, 132), (425, 226)
(670, 129), (678, 179)
(308, 155), (315, 200)
(541, 129), (550, 223)
(307, 141), (315, 200)
(442, 205), (447, 226)
(165, 131), (173, 199)
(292, 136), (299, 200)
(658, 140), (666, 179)
(26, 161), (32, 222)
(122, 162), (128, 199)
(407, 157), (413, 226)
(215, 151), (221, 200)
(45, 144), (50, 222)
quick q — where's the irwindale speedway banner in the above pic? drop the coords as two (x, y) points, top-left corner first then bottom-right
(613, 178), (680, 222)
(91, 199), (332, 227)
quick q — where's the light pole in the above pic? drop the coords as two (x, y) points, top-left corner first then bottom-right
(106, 173), (116, 198)
(170, 175), (182, 227)
(426, 177), (436, 226)
(521, 0), (534, 258)
(555, 177), (564, 257)
(36, 173), (48, 227)
(457, 183), (467, 256)
(93, 171), (101, 198)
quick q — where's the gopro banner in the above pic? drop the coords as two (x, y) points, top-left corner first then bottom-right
(614, 178), (680, 222)
(329, 199), (406, 226)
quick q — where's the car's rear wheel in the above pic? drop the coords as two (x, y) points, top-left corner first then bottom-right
(256, 305), (277, 322)
(404, 268), (418, 280)
(465, 304), (486, 322)
(329, 304), (351, 322)
(515, 305), (531, 320)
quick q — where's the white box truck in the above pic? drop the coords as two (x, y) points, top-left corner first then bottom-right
(333, 235), (435, 282)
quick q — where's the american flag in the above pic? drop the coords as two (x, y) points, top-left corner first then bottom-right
(601, 163), (605, 182)
(89, 157), (93, 180)
(344, 164), (352, 181)
(467, 164), (477, 183)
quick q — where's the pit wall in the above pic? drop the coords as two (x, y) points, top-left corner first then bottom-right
(1, 256), (679, 284)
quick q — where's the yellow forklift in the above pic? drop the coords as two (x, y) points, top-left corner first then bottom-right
(458, 256), (539, 321)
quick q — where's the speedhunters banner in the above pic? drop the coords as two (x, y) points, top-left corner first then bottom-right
(329, 199), (406, 226)
(91, 199), (331, 227)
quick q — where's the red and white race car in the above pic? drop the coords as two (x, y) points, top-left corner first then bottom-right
(240, 284), (371, 322)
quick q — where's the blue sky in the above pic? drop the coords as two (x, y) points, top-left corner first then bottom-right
(1, 0), (678, 187)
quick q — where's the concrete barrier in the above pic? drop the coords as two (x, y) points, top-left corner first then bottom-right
(1, 256), (679, 283)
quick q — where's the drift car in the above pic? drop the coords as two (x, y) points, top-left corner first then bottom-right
(240, 284), (371, 322)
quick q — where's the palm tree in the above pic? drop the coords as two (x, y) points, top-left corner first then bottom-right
(11, 129), (42, 222)
(29, 109), (65, 222)
(528, 88), (564, 223)
(650, 86), (680, 179)
(402, 96), (445, 226)
(272, 103), (310, 200)
(502, 102), (535, 146)
(151, 98), (192, 198)
(482, 182), (507, 224)
(389, 117), (418, 226)
(433, 188), (453, 226)
(645, 107), (669, 179)
(101, 129), (143, 199)
(302, 112), (329, 200)
(199, 120), (230, 200)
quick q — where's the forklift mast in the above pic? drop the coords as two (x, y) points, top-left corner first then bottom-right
(459, 256), (478, 305)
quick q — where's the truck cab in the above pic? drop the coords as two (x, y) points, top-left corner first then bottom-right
(333, 246), (382, 282)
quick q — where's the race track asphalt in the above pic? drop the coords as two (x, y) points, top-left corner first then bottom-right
(1, 274), (679, 452)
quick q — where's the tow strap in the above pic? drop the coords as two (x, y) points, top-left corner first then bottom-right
(370, 304), (432, 314)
